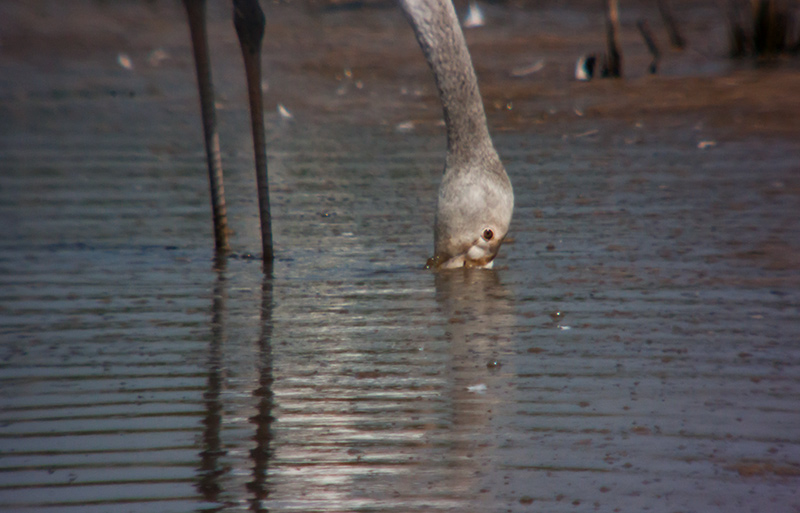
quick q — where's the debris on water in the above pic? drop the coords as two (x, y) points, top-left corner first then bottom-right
(398, 86), (424, 97)
(559, 325), (572, 331)
(728, 461), (800, 477)
(395, 121), (415, 132)
(463, 0), (485, 28)
(510, 60), (544, 77)
(575, 54), (595, 81)
(486, 360), (502, 369)
(277, 104), (293, 120)
(519, 495), (534, 505)
(466, 383), (487, 394)
(230, 252), (257, 260)
(336, 68), (355, 95)
(575, 129), (599, 139)
(697, 140), (716, 149)
(117, 53), (133, 70)
(147, 48), (168, 67)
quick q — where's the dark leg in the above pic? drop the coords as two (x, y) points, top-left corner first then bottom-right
(656, 0), (686, 49)
(753, 0), (789, 57)
(637, 19), (661, 74)
(233, 0), (274, 266)
(182, 0), (231, 255)
(726, 0), (748, 58)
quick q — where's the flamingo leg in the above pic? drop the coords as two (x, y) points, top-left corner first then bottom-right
(234, 0), (274, 266)
(182, 0), (230, 255)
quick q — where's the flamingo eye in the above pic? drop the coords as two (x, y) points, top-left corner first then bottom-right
(483, 229), (494, 241)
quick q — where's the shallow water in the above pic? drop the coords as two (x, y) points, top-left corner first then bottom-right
(1, 1), (800, 512)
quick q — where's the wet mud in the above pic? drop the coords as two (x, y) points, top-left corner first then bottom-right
(1, 1), (799, 512)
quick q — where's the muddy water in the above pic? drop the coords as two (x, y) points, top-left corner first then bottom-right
(1, 1), (800, 512)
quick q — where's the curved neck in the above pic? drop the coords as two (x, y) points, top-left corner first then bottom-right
(400, 0), (493, 167)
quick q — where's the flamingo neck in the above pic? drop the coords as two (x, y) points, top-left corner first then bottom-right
(400, 0), (494, 169)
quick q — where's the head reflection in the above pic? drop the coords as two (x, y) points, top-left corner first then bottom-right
(433, 268), (515, 505)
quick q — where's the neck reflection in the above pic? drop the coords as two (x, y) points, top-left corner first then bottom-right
(433, 268), (515, 504)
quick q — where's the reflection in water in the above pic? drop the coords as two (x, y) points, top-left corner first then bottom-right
(434, 268), (516, 400)
(433, 269), (516, 505)
(248, 275), (275, 510)
(434, 269), (514, 349)
(443, 271), (518, 507)
(198, 262), (276, 511)
(198, 263), (228, 501)
(186, 267), (520, 512)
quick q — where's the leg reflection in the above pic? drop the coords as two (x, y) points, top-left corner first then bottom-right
(248, 274), (275, 510)
(198, 263), (228, 500)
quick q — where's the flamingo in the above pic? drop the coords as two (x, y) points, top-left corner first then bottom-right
(181, 0), (513, 270)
